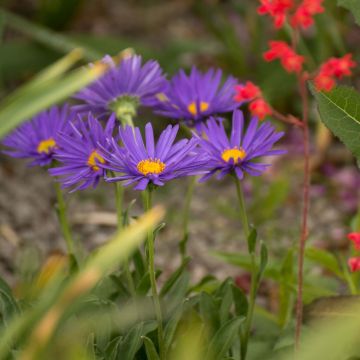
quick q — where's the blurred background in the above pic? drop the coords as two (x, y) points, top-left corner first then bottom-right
(0, 0), (359, 298)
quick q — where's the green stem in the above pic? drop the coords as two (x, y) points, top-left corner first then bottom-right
(234, 177), (257, 360)
(179, 176), (196, 262)
(143, 188), (165, 359)
(118, 113), (134, 127)
(54, 182), (75, 256)
(114, 182), (136, 297)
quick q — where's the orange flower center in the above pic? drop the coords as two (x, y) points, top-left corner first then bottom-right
(137, 158), (166, 176)
(37, 138), (56, 154)
(87, 150), (105, 171)
(221, 147), (246, 164)
(187, 101), (209, 116)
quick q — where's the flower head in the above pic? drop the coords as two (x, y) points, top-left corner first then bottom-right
(264, 41), (304, 73)
(234, 82), (261, 102)
(314, 54), (356, 92)
(155, 67), (240, 126)
(348, 257), (360, 272)
(101, 123), (206, 190)
(249, 98), (273, 119)
(258, 0), (294, 28)
(73, 55), (166, 119)
(49, 113), (115, 192)
(290, 0), (324, 29)
(197, 110), (286, 181)
(2, 105), (73, 167)
(348, 232), (360, 251)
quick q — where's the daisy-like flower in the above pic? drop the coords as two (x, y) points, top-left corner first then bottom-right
(101, 122), (206, 190)
(49, 113), (115, 192)
(73, 55), (167, 122)
(197, 110), (286, 181)
(2, 105), (74, 167)
(155, 67), (240, 127)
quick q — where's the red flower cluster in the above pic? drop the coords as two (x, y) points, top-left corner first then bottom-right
(291, 0), (324, 29)
(257, 0), (294, 28)
(234, 82), (272, 119)
(314, 54), (356, 92)
(263, 41), (304, 73)
(257, 0), (324, 30)
(348, 232), (360, 272)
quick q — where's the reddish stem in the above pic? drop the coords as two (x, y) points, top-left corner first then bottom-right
(271, 109), (304, 128)
(294, 71), (311, 350)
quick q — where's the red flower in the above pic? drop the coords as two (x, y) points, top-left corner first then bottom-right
(348, 232), (360, 251)
(348, 257), (360, 272)
(249, 98), (272, 119)
(314, 73), (335, 92)
(290, 0), (324, 29)
(258, 0), (294, 28)
(234, 82), (261, 102)
(314, 54), (356, 92)
(264, 41), (304, 73)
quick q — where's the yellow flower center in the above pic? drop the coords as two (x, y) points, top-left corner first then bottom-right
(137, 158), (166, 176)
(37, 138), (56, 154)
(187, 101), (209, 116)
(87, 150), (105, 171)
(221, 147), (247, 164)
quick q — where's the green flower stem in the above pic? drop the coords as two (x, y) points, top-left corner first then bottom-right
(143, 187), (165, 359)
(179, 176), (196, 262)
(54, 182), (75, 256)
(118, 112), (134, 127)
(114, 181), (136, 297)
(234, 176), (257, 360)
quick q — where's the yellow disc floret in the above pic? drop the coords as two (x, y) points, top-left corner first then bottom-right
(87, 150), (105, 171)
(37, 138), (56, 154)
(221, 147), (247, 164)
(137, 158), (166, 176)
(187, 101), (209, 116)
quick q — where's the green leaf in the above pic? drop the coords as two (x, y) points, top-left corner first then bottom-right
(247, 228), (257, 254)
(160, 257), (190, 297)
(0, 277), (20, 327)
(310, 84), (360, 163)
(231, 285), (248, 318)
(0, 62), (108, 138)
(305, 247), (343, 278)
(338, 0), (360, 25)
(199, 292), (219, 335)
(206, 317), (245, 360)
(142, 336), (160, 360)
(258, 241), (268, 282)
(219, 281), (233, 325)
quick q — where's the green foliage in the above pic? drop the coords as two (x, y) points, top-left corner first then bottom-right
(311, 84), (360, 164)
(338, 0), (360, 25)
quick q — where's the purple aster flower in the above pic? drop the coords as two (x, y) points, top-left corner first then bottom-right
(72, 55), (167, 121)
(155, 66), (241, 126)
(197, 110), (286, 181)
(49, 113), (115, 192)
(100, 123), (205, 190)
(2, 105), (74, 167)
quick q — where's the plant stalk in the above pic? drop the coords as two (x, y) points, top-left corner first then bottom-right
(234, 177), (257, 360)
(143, 188), (165, 359)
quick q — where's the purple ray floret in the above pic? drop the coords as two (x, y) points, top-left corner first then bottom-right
(73, 55), (167, 118)
(101, 122), (206, 190)
(49, 113), (115, 192)
(2, 105), (74, 167)
(197, 110), (286, 181)
(155, 66), (241, 126)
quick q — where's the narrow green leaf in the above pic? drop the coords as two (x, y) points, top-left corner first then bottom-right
(0, 62), (107, 138)
(258, 241), (268, 282)
(199, 292), (219, 334)
(206, 317), (245, 360)
(0, 277), (20, 327)
(305, 247), (343, 278)
(338, 0), (360, 25)
(219, 282), (233, 325)
(160, 257), (190, 297)
(247, 228), (257, 254)
(143, 336), (160, 360)
(310, 84), (360, 163)
(231, 285), (248, 318)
